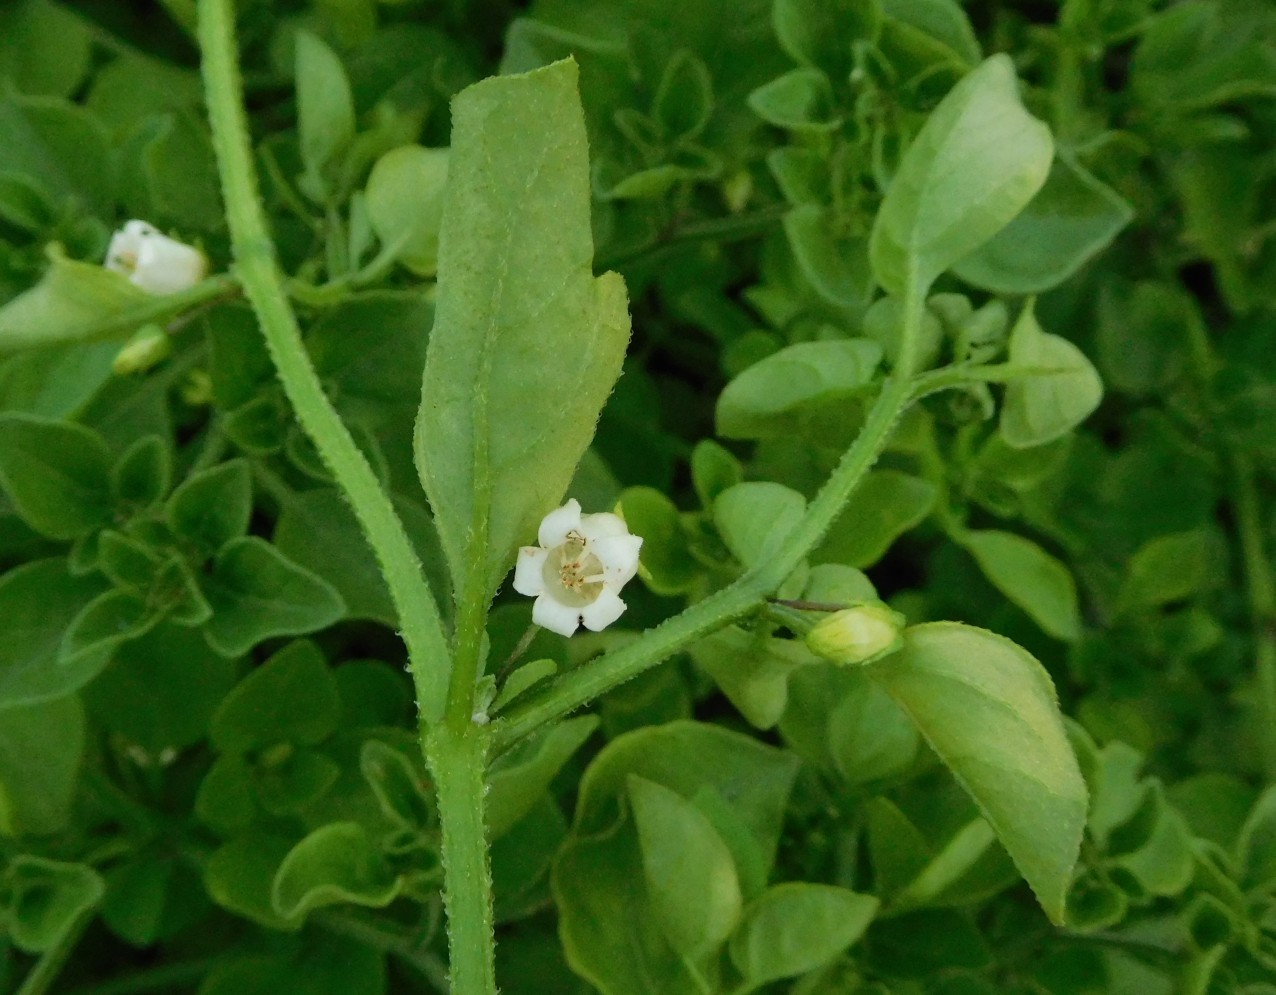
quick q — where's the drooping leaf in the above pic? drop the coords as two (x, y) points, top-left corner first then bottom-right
(713, 482), (805, 570)
(486, 715), (597, 840)
(364, 146), (448, 276)
(868, 623), (1087, 923)
(816, 470), (937, 568)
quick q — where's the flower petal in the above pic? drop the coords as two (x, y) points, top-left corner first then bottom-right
(538, 499), (583, 548)
(579, 511), (629, 541)
(592, 534), (643, 587)
(580, 588), (626, 632)
(132, 233), (208, 295)
(533, 593), (581, 637)
(513, 546), (549, 596)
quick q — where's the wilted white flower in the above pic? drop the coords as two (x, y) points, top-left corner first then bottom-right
(105, 220), (207, 295)
(513, 499), (643, 638)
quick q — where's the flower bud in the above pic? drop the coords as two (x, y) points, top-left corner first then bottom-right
(805, 603), (905, 666)
(105, 220), (207, 295)
(112, 325), (171, 375)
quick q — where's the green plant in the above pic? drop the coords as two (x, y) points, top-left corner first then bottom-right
(0, 1), (1273, 993)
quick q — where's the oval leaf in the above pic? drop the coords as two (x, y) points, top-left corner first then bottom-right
(999, 301), (1103, 449)
(729, 882), (878, 986)
(869, 54), (1053, 297)
(868, 622), (1087, 923)
(953, 153), (1134, 294)
(628, 774), (743, 958)
(958, 529), (1082, 641)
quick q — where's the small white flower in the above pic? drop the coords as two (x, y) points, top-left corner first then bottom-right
(105, 220), (208, 295)
(513, 499), (643, 638)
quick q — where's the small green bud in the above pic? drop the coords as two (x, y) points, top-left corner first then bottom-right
(805, 602), (905, 666)
(112, 324), (171, 375)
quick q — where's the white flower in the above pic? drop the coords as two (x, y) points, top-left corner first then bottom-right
(105, 220), (207, 295)
(513, 499), (643, 638)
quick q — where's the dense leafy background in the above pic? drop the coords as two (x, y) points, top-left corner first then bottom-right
(1, 0), (1275, 993)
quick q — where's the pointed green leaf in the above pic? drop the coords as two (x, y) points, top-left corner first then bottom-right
(0, 413), (112, 539)
(628, 774), (742, 958)
(165, 459), (252, 555)
(210, 640), (341, 754)
(953, 154), (1134, 294)
(958, 529), (1082, 641)
(869, 55), (1053, 297)
(868, 622), (1087, 923)
(294, 31), (355, 195)
(110, 435), (172, 510)
(364, 146), (448, 276)
(201, 538), (345, 657)
(0, 559), (110, 707)
(999, 301), (1103, 449)
(414, 58), (630, 598)
(773, 0), (882, 74)
(729, 883), (878, 986)
(61, 589), (157, 663)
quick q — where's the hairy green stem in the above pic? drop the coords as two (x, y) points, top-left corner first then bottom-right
(426, 724), (497, 994)
(493, 285), (926, 752)
(17, 911), (95, 995)
(196, 0), (450, 722)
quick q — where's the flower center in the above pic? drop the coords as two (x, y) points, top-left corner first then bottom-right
(543, 531), (606, 607)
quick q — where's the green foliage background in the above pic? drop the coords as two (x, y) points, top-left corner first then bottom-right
(0, 0), (1274, 993)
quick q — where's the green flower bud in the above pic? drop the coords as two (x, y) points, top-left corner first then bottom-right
(805, 602), (905, 666)
(112, 324), (171, 375)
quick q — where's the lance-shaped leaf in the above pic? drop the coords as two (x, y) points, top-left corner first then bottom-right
(869, 54), (1053, 298)
(868, 622), (1087, 924)
(415, 58), (630, 599)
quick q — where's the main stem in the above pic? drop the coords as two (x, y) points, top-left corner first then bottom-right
(493, 282), (926, 753)
(196, 0), (450, 722)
